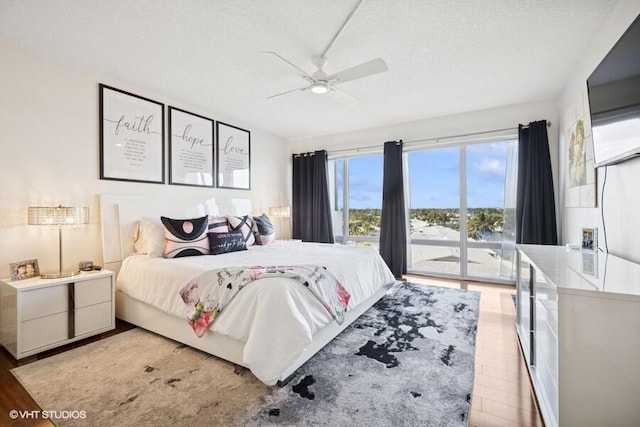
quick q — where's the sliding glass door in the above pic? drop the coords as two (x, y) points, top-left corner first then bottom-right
(407, 139), (516, 282)
(407, 147), (461, 276)
(465, 142), (517, 280)
(329, 136), (517, 283)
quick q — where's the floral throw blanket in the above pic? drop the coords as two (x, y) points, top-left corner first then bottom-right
(179, 265), (351, 337)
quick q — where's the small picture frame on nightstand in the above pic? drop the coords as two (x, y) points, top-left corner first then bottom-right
(581, 227), (598, 251)
(9, 259), (40, 281)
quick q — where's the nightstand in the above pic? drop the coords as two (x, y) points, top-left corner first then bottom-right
(0, 270), (115, 359)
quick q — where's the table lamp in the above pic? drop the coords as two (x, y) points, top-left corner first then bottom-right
(269, 206), (291, 239)
(28, 205), (89, 279)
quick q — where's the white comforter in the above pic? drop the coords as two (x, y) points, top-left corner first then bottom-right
(116, 241), (395, 384)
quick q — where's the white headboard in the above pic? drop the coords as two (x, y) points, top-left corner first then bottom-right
(99, 193), (252, 273)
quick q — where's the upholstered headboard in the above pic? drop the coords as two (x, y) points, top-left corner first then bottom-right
(99, 194), (252, 273)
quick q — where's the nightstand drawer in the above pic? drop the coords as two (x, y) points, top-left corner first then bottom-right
(75, 276), (112, 308)
(20, 286), (68, 321)
(20, 312), (68, 353)
(75, 301), (112, 336)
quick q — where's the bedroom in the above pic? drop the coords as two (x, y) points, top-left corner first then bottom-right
(1, 0), (640, 426)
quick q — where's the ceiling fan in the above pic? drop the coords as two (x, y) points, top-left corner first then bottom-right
(265, 52), (388, 100)
(265, 0), (388, 102)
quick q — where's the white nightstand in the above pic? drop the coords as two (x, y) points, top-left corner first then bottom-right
(0, 270), (115, 359)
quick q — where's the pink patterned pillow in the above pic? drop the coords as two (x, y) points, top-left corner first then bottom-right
(226, 215), (255, 246)
(161, 216), (210, 258)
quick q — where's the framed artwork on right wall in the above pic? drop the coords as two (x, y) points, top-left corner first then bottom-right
(563, 91), (597, 208)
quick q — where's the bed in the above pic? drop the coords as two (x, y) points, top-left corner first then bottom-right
(99, 194), (396, 385)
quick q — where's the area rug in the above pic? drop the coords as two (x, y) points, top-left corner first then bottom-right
(12, 282), (480, 427)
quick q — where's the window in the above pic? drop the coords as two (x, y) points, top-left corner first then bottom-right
(329, 134), (517, 283)
(330, 155), (383, 248)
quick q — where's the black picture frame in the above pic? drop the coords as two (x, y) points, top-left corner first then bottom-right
(99, 84), (165, 184)
(168, 106), (215, 187)
(216, 121), (251, 190)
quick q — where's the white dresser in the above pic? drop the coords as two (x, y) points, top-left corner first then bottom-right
(516, 245), (640, 427)
(0, 270), (115, 359)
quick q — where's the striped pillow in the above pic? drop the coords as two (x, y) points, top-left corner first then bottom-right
(227, 215), (255, 246)
(161, 216), (209, 258)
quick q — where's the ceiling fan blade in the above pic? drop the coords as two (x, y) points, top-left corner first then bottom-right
(263, 51), (314, 83)
(267, 85), (310, 99)
(327, 58), (388, 85)
(328, 87), (359, 107)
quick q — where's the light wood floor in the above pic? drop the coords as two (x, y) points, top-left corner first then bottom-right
(407, 274), (544, 426)
(1, 276), (543, 426)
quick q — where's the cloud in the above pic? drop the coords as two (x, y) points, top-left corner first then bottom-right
(473, 158), (505, 181)
(349, 174), (382, 192)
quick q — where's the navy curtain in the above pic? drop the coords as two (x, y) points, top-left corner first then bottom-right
(516, 120), (558, 245)
(379, 141), (407, 278)
(292, 150), (335, 243)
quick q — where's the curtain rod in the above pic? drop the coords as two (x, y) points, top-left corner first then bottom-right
(327, 121), (551, 155)
(292, 150), (327, 158)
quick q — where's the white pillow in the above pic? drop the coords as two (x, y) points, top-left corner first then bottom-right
(133, 217), (165, 258)
(132, 221), (145, 253)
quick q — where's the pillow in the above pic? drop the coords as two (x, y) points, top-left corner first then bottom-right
(252, 213), (275, 245)
(134, 217), (166, 258)
(208, 215), (230, 234)
(227, 215), (256, 246)
(161, 216), (210, 258)
(208, 231), (248, 255)
(132, 221), (144, 253)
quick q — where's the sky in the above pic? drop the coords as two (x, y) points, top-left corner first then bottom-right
(336, 141), (515, 209)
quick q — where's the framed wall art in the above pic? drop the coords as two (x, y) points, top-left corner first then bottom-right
(563, 92), (596, 207)
(168, 107), (215, 187)
(216, 121), (251, 190)
(10, 259), (39, 281)
(99, 84), (165, 184)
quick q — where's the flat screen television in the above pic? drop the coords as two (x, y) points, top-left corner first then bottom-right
(587, 14), (640, 167)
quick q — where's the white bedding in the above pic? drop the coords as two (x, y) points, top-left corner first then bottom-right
(116, 241), (395, 384)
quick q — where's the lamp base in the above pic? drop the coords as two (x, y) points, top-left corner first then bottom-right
(40, 270), (81, 279)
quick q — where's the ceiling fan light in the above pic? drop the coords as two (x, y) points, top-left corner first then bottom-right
(310, 82), (329, 94)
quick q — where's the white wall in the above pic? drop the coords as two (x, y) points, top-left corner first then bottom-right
(0, 40), (291, 278)
(558, 0), (640, 263)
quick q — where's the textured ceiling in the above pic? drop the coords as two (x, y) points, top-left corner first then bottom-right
(0, 0), (620, 140)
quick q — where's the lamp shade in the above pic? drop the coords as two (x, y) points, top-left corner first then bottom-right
(269, 206), (291, 218)
(28, 206), (89, 227)
(27, 205), (89, 279)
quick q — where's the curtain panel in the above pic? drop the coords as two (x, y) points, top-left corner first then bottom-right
(516, 120), (558, 245)
(380, 141), (407, 278)
(292, 150), (335, 243)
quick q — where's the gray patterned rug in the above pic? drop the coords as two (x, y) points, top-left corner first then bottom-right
(12, 282), (479, 427)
